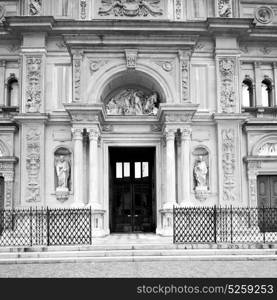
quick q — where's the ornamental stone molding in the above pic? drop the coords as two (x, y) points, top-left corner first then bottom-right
(125, 49), (138, 69)
(255, 6), (274, 25)
(26, 129), (41, 203)
(218, 0), (232, 18)
(26, 57), (42, 113)
(88, 128), (100, 141)
(222, 129), (236, 202)
(98, 0), (163, 18)
(219, 58), (236, 113)
(29, 0), (42, 16)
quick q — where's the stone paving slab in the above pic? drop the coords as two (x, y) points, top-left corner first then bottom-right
(1, 260), (277, 278)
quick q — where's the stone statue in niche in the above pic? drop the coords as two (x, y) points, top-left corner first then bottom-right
(54, 148), (71, 202)
(194, 156), (208, 189)
(99, 0), (163, 17)
(106, 89), (159, 115)
(193, 148), (209, 201)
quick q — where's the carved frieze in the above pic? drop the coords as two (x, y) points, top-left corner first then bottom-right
(26, 129), (41, 203)
(106, 89), (159, 115)
(26, 57), (42, 113)
(218, 0), (232, 18)
(222, 129), (236, 202)
(98, 0), (163, 18)
(125, 49), (138, 69)
(29, 0), (42, 16)
(219, 58), (236, 113)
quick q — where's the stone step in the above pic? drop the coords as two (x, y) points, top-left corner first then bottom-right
(0, 254), (277, 264)
(0, 248), (276, 260)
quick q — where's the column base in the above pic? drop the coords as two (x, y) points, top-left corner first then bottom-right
(91, 209), (106, 237)
(158, 208), (174, 237)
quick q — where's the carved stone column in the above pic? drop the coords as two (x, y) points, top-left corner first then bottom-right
(4, 172), (14, 209)
(88, 128), (101, 209)
(164, 128), (177, 209)
(247, 161), (261, 207)
(72, 128), (84, 206)
(180, 127), (192, 206)
(0, 60), (6, 106)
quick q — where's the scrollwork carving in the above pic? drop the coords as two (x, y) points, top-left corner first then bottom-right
(218, 0), (232, 18)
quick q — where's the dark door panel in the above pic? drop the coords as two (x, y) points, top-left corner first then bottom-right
(110, 147), (155, 233)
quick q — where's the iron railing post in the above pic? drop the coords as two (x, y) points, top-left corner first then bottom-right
(30, 207), (32, 247)
(213, 205), (217, 243)
(263, 205), (266, 243)
(230, 205), (233, 244)
(47, 207), (50, 246)
(89, 206), (92, 245)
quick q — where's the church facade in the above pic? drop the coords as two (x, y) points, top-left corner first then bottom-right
(0, 0), (277, 236)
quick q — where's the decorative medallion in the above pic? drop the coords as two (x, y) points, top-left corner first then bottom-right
(99, 0), (163, 17)
(255, 6), (274, 24)
(105, 89), (159, 115)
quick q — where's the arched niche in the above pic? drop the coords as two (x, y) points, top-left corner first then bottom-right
(54, 147), (72, 202)
(100, 70), (166, 116)
(192, 146), (210, 201)
(6, 74), (19, 107)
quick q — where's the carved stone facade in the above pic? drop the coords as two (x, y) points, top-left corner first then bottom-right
(219, 58), (236, 113)
(26, 129), (41, 203)
(26, 57), (42, 113)
(222, 129), (236, 202)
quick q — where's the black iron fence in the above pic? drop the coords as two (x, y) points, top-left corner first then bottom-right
(0, 208), (92, 247)
(174, 206), (277, 244)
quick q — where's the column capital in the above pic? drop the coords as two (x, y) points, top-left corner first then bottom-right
(71, 128), (83, 140)
(88, 128), (100, 141)
(163, 128), (176, 141)
(0, 60), (6, 67)
(180, 126), (192, 140)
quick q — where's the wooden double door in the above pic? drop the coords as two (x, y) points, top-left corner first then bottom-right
(109, 147), (155, 233)
(257, 175), (277, 208)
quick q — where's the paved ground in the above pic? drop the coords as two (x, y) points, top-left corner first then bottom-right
(1, 260), (277, 278)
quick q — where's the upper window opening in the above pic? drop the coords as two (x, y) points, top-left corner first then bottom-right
(7, 75), (19, 107)
(261, 78), (273, 107)
(242, 78), (254, 107)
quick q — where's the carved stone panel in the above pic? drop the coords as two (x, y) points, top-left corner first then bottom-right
(125, 49), (138, 69)
(72, 51), (83, 102)
(258, 143), (277, 156)
(98, 0), (164, 18)
(80, 0), (87, 19)
(218, 0), (232, 18)
(219, 58), (236, 113)
(222, 129), (236, 202)
(25, 57), (42, 113)
(105, 89), (159, 115)
(29, 0), (42, 16)
(26, 129), (41, 203)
